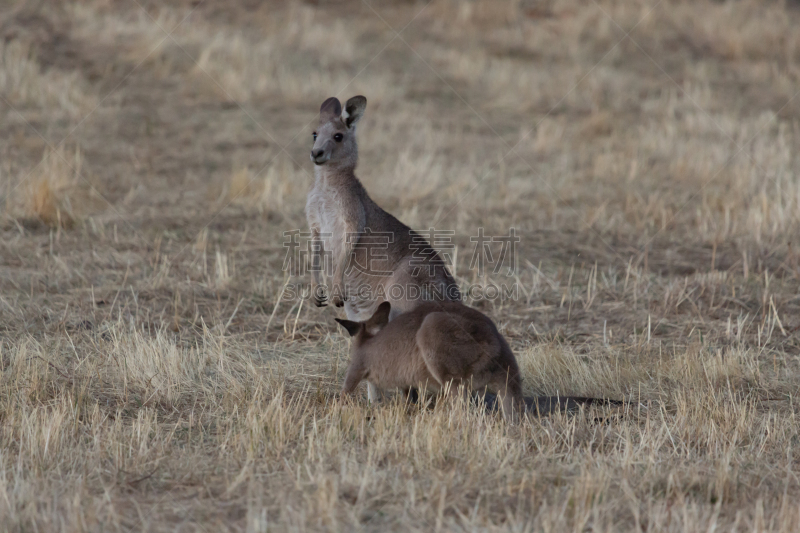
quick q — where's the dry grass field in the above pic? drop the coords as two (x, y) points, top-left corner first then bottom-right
(2, 0), (800, 530)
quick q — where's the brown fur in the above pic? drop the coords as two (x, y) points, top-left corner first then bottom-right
(335, 301), (525, 421)
(306, 96), (461, 324)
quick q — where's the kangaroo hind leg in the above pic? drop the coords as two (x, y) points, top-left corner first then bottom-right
(416, 312), (482, 403)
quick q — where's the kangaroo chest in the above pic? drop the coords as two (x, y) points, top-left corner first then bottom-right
(306, 183), (350, 269)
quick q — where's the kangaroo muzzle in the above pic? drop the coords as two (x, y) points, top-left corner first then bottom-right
(311, 141), (333, 165)
(311, 149), (326, 165)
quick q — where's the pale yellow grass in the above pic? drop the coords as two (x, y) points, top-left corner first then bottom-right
(223, 156), (308, 217)
(0, 41), (95, 117)
(1, 320), (797, 531)
(3, 146), (85, 228)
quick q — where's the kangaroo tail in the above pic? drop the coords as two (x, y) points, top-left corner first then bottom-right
(476, 393), (622, 417)
(525, 396), (622, 416)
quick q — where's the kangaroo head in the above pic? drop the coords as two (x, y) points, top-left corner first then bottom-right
(334, 301), (391, 343)
(310, 95), (366, 168)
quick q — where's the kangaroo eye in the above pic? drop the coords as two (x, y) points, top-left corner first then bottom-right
(333, 133), (344, 142)
(312, 132), (317, 141)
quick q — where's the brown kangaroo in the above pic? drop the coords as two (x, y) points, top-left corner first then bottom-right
(305, 95), (461, 322)
(334, 301), (525, 421)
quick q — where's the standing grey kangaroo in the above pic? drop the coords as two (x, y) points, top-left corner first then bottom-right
(334, 301), (525, 421)
(306, 97), (460, 319)
(306, 95), (462, 403)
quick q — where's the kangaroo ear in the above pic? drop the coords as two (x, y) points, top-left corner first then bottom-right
(342, 95), (366, 129)
(334, 318), (361, 337)
(320, 97), (342, 122)
(365, 301), (391, 335)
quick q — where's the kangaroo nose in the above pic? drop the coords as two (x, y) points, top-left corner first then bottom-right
(311, 149), (324, 159)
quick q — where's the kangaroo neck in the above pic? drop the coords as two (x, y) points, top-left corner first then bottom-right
(314, 163), (360, 187)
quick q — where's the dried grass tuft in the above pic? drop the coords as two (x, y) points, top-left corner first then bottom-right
(18, 147), (84, 229)
(223, 157), (306, 217)
(0, 41), (94, 117)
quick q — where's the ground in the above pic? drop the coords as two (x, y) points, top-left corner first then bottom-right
(1, 0), (800, 531)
